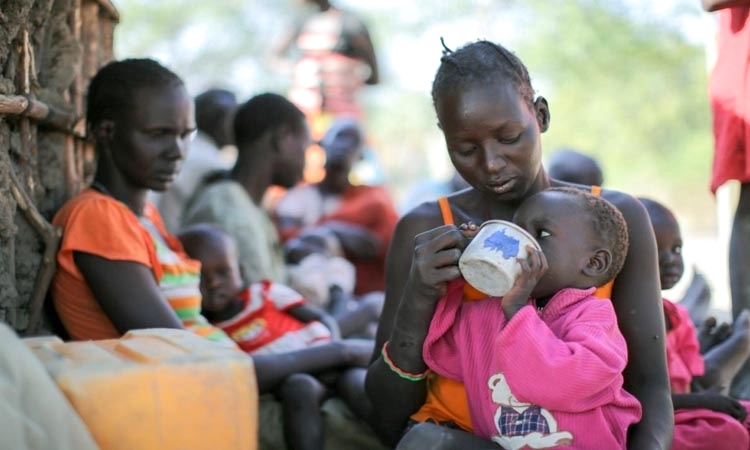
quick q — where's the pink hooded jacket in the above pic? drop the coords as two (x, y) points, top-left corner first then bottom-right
(424, 279), (642, 450)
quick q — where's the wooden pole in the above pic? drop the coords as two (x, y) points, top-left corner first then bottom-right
(0, 94), (82, 136)
(10, 165), (62, 335)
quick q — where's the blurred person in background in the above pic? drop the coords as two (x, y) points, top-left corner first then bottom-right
(182, 93), (310, 285)
(271, 0), (381, 188)
(275, 117), (398, 297)
(702, 0), (750, 400)
(546, 147), (604, 187)
(400, 169), (470, 215)
(271, 0), (379, 132)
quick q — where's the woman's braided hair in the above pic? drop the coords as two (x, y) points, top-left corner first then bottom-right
(431, 39), (535, 113)
(87, 58), (184, 130)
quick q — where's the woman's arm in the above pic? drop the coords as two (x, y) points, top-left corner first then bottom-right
(604, 191), (674, 450)
(702, 0), (750, 12)
(366, 206), (465, 445)
(73, 252), (184, 333)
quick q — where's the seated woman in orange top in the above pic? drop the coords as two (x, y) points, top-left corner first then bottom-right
(51, 59), (372, 395)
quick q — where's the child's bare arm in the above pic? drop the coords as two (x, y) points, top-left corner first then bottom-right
(672, 390), (747, 420)
(501, 245), (547, 320)
(288, 304), (342, 340)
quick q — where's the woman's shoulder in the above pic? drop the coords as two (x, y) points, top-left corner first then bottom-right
(395, 197), (448, 235)
(53, 189), (134, 228)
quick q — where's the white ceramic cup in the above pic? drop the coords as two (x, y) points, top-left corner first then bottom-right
(458, 219), (542, 297)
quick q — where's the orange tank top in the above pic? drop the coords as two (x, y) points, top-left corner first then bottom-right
(411, 186), (614, 430)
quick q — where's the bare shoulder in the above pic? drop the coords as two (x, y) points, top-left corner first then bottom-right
(393, 199), (445, 242)
(599, 189), (649, 222)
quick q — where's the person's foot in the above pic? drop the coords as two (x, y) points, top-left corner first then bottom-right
(729, 310), (750, 400)
(680, 270), (712, 325)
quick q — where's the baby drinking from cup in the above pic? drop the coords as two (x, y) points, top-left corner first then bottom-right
(422, 187), (641, 449)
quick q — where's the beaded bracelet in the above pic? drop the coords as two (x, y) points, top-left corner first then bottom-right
(381, 342), (430, 382)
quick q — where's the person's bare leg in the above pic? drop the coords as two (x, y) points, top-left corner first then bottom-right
(277, 373), (328, 450)
(730, 184), (750, 319)
(701, 310), (750, 394)
(335, 292), (384, 338)
(336, 367), (372, 420)
(679, 269), (712, 326)
(729, 184), (750, 399)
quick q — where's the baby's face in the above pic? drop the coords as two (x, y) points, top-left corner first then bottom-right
(198, 244), (244, 313)
(652, 216), (684, 290)
(513, 190), (597, 297)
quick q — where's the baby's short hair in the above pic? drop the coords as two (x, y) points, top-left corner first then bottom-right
(548, 187), (629, 283)
(177, 223), (235, 262)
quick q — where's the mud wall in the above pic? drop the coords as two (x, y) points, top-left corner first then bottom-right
(0, 0), (117, 334)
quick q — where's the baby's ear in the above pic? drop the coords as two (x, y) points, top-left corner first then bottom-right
(533, 96), (550, 133)
(584, 249), (611, 279)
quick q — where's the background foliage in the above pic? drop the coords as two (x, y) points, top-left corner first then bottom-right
(113, 0), (718, 230)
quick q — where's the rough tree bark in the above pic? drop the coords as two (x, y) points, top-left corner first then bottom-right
(0, 0), (117, 335)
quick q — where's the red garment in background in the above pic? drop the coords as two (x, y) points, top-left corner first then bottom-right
(710, 6), (750, 193)
(279, 184), (398, 296)
(289, 8), (370, 122)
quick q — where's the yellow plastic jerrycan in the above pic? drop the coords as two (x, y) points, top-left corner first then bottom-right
(24, 328), (258, 450)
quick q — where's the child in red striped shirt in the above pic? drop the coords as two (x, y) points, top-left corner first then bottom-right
(178, 223), (373, 450)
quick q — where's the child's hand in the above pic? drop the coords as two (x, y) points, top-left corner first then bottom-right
(694, 388), (748, 421)
(501, 245), (547, 320)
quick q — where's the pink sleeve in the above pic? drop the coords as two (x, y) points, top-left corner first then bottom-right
(422, 280), (466, 381)
(672, 303), (705, 378)
(492, 299), (628, 412)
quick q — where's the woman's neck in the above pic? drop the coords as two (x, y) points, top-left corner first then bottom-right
(91, 172), (148, 216)
(230, 160), (272, 205)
